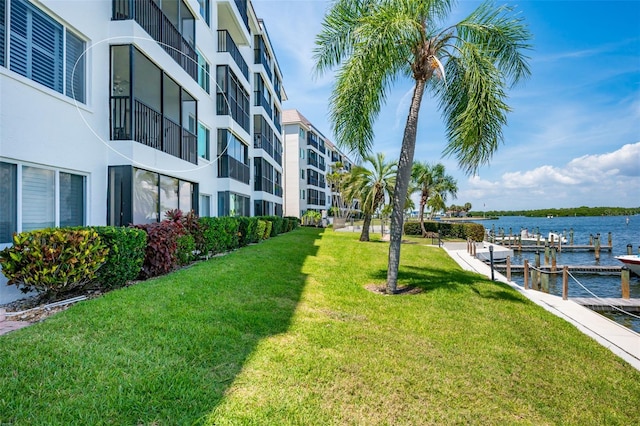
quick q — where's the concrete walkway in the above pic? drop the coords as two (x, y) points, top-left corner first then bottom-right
(0, 309), (31, 336)
(442, 242), (640, 371)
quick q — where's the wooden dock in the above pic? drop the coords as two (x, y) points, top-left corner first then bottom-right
(494, 243), (612, 252)
(571, 297), (640, 313)
(494, 264), (622, 275)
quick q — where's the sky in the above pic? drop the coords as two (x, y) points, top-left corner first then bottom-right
(252, 0), (640, 212)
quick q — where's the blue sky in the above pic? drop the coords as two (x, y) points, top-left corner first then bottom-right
(253, 0), (640, 212)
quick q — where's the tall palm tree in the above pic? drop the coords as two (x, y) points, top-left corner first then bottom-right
(314, 0), (531, 293)
(411, 162), (457, 235)
(343, 153), (396, 241)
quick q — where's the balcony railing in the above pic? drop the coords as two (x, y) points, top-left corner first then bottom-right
(234, 0), (249, 33)
(111, 97), (197, 164)
(217, 30), (248, 80)
(112, 0), (197, 81)
(216, 93), (250, 133)
(254, 135), (274, 158)
(254, 92), (272, 119)
(218, 155), (250, 184)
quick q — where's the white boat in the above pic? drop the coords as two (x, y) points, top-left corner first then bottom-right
(615, 255), (640, 276)
(491, 230), (567, 246)
(475, 242), (514, 262)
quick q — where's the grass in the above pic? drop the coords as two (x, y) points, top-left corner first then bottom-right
(1, 228), (639, 424)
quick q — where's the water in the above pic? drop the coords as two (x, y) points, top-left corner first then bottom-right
(469, 215), (640, 332)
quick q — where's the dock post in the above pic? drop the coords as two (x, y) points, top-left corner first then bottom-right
(533, 251), (541, 290)
(551, 247), (557, 272)
(562, 266), (568, 300)
(627, 244), (633, 255)
(608, 232), (612, 249)
(594, 235), (601, 261)
(589, 234), (593, 246)
(544, 243), (550, 266)
(621, 267), (630, 299)
(506, 255), (511, 282)
(541, 271), (549, 293)
(489, 245), (495, 281)
(569, 228), (574, 245)
(523, 260), (529, 290)
(550, 233), (555, 248)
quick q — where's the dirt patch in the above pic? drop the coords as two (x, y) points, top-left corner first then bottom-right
(364, 284), (423, 295)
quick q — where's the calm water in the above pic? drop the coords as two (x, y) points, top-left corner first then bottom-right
(469, 215), (640, 332)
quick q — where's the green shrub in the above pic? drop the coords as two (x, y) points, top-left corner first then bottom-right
(256, 220), (267, 241)
(91, 226), (147, 289)
(0, 228), (109, 296)
(134, 221), (182, 279)
(238, 217), (260, 246)
(263, 220), (273, 240)
(176, 234), (196, 265)
(284, 216), (300, 231)
(200, 217), (240, 255)
(403, 220), (486, 241)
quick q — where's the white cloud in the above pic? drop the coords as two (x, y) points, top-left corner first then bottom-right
(461, 143), (640, 210)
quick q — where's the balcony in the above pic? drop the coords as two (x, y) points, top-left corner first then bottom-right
(111, 97), (197, 164)
(218, 30), (249, 80)
(112, 0), (197, 81)
(218, 155), (250, 184)
(254, 92), (273, 119)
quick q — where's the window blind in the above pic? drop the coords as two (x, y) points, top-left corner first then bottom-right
(22, 166), (54, 231)
(59, 172), (84, 227)
(0, 162), (17, 243)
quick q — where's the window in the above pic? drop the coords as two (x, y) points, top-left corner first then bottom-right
(132, 168), (194, 224)
(198, 122), (210, 160)
(199, 194), (211, 217)
(197, 50), (210, 93)
(6, 0), (86, 102)
(1, 0), (6, 67)
(300, 169), (305, 179)
(299, 128), (305, 139)
(0, 162), (85, 242)
(197, 0), (210, 26)
(0, 162), (17, 243)
(59, 172), (84, 227)
(218, 191), (249, 217)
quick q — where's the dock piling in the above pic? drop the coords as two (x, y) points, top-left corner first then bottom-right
(506, 255), (511, 282)
(523, 260), (529, 290)
(562, 266), (569, 300)
(627, 244), (633, 255)
(544, 243), (549, 266)
(569, 228), (574, 245)
(622, 267), (630, 300)
(551, 247), (557, 272)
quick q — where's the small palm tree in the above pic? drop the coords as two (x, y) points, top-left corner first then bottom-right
(343, 153), (396, 241)
(411, 162), (457, 236)
(315, 0), (531, 293)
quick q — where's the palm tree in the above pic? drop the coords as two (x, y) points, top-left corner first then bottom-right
(411, 162), (457, 235)
(314, 0), (531, 293)
(343, 153), (396, 241)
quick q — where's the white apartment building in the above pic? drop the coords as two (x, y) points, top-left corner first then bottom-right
(281, 109), (353, 219)
(0, 0), (285, 302)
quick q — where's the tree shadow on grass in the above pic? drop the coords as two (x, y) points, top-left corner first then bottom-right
(369, 264), (526, 303)
(0, 228), (324, 425)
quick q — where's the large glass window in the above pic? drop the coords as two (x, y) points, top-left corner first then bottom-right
(133, 169), (159, 224)
(160, 175), (179, 220)
(218, 191), (249, 217)
(0, 162), (17, 243)
(6, 0), (85, 102)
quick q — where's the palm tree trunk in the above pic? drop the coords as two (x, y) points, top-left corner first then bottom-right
(386, 80), (426, 293)
(360, 214), (372, 241)
(419, 194), (427, 237)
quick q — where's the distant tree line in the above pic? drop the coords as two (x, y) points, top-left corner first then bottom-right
(469, 206), (640, 218)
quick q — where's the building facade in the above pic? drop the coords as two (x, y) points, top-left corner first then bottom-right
(0, 0), (285, 302)
(281, 109), (353, 219)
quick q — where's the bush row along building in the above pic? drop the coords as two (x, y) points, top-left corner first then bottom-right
(0, 0), (357, 303)
(0, 0), (355, 246)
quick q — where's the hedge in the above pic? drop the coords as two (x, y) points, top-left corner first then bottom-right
(91, 226), (147, 289)
(134, 221), (183, 279)
(404, 220), (486, 241)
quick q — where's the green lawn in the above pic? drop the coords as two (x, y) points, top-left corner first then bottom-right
(1, 228), (639, 425)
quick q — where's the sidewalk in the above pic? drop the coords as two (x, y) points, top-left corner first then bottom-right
(442, 242), (640, 371)
(0, 309), (30, 336)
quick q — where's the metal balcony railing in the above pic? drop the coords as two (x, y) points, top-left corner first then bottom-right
(217, 30), (248, 80)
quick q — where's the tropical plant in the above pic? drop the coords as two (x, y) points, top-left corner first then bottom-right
(411, 162), (458, 235)
(314, 0), (531, 292)
(343, 153), (396, 241)
(326, 161), (354, 219)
